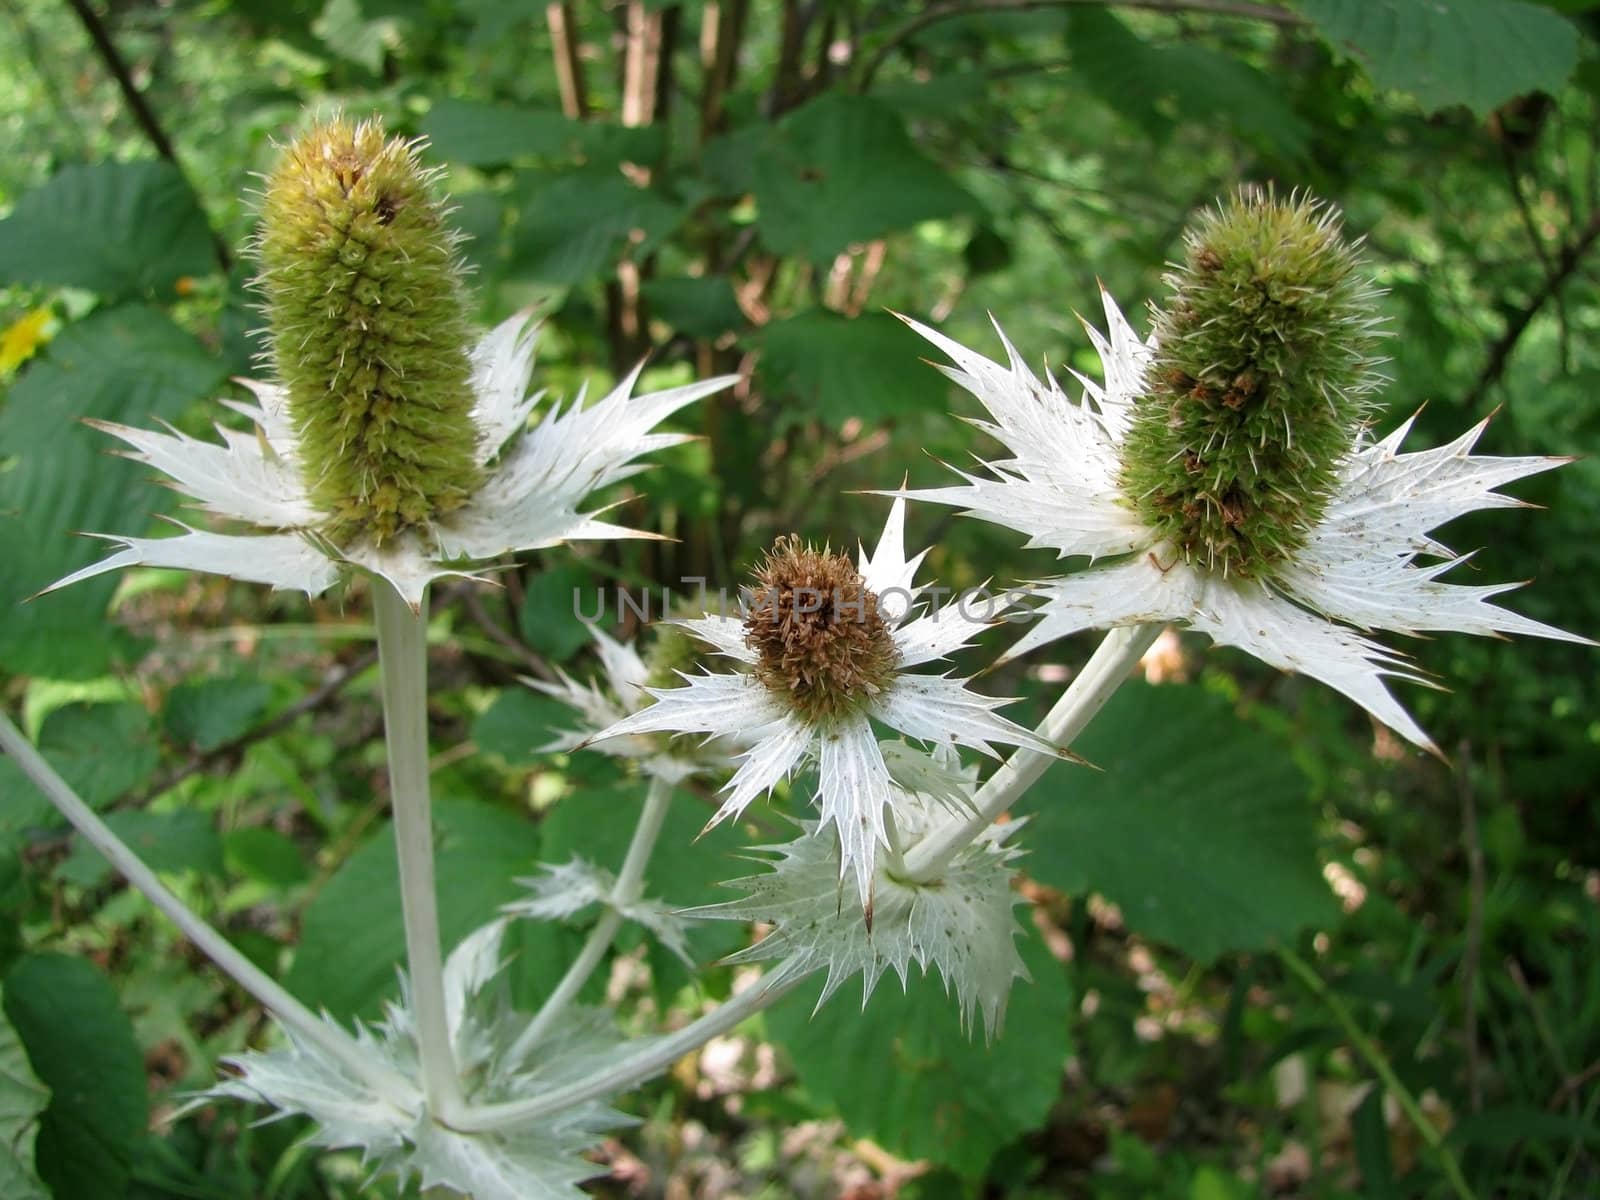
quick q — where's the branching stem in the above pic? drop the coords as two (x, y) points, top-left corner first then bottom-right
(506, 775), (674, 1061)
(453, 962), (803, 1133)
(373, 581), (463, 1121)
(0, 713), (411, 1098)
(904, 623), (1163, 881)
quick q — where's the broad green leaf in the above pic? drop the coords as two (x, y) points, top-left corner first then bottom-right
(1067, 10), (1309, 159)
(0, 161), (215, 297)
(510, 167), (684, 285)
(311, 0), (397, 72)
(767, 931), (1071, 1178)
(4, 955), (148, 1200)
(758, 309), (943, 425)
(59, 809), (225, 887)
(1299, 0), (1579, 116)
(705, 94), (981, 262)
(471, 690), (568, 764)
(640, 277), (745, 339)
(0, 703), (159, 831)
(224, 826), (310, 888)
(1021, 682), (1337, 960)
(285, 799), (541, 1019)
(0, 306), (227, 678)
(163, 676), (274, 752)
(421, 100), (591, 166)
(423, 100), (663, 168)
(0, 987), (49, 1200)
(518, 561), (597, 662)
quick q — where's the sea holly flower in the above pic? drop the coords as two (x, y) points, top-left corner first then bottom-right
(587, 497), (1059, 902)
(690, 746), (1027, 1040)
(205, 920), (629, 1200)
(897, 189), (1590, 752)
(41, 117), (736, 609)
(530, 622), (734, 784)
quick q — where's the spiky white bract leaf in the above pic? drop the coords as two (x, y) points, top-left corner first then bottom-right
(44, 313), (737, 608)
(504, 857), (694, 965)
(530, 624), (729, 783)
(692, 758), (1027, 1040)
(588, 501), (1051, 905)
(203, 920), (628, 1200)
(905, 295), (1591, 752)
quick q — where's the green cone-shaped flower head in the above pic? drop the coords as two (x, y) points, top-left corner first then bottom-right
(1118, 188), (1384, 578)
(255, 116), (482, 546)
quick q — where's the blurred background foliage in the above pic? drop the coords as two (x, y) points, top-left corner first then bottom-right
(0, 0), (1597, 1197)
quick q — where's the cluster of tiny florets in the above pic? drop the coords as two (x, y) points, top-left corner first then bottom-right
(1118, 187), (1386, 578)
(742, 537), (899, 723)
(255, 116), (482, 546)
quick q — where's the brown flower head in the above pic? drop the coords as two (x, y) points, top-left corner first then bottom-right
(742, 536), (900, 723)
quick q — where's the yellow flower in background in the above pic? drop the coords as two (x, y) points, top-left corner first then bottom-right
(0, 308), (55, 375)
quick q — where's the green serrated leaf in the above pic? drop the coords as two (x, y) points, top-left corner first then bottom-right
(0, 306), (227, 678)
(706, 93), (981, 262)
(163, 676), (274, 752)
(224, 826), (310, 888)
(1021, 682), (1337, 960)
(420, 100), (590, 166)
(510, 167), (684, 286)
(640, 276), (745, 339)
(1068, 10), (1309, 159)
(0, 987), (49, 1200)
(767, 931), (1071, 1178)
(0, 703), (159, 831)
(471, 690), (569, 765)
(518, 561), (596, 662)
(0, 161), (216, 296)
(59, 808), (224, 887)
(758, 309), (942, 425)
(1299, 0), (1579, 116)
(3, 955), (148, 1200)
(285, 799), (540, 1019)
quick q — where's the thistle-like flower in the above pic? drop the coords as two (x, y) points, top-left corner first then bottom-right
(42, 117), (736, 608)
(587, 498), (1057, 901)
(206, 920), (629, 1199)
(900, 190), (1590, 751)
(690, 746), (1027, 1040)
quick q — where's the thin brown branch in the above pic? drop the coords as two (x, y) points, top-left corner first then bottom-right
(546, 1), (590, 120)
(64, 0), (231, 273)
(854, 0), (1304, 92)
(457, 581), (556, 683)
(1465, 206), (1600, 408)
(699, 0), (749, 143)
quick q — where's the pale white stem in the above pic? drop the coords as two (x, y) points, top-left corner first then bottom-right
(903, 623), (1164, 881)
(454, 962), (804, 1133)
(0, 713), (411, 1098)
(881, 805), (909, 877)
(373, 580), (463, 1121)
(613, 774), (673, 904)
(507, 775), (673, 1061)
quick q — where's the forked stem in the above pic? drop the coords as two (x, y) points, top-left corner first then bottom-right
(507, 774), (674, 1061)
(372, 580), (463, 1120)
(903, 623), (1163, 881)
(454, 961), (803, 1133)
(0, 713), (412, 1098)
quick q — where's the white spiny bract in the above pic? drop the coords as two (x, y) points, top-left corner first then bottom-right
(896, 292), (1591, 753)
(587, 497), (1057, 905)
(505, 856), (694, 965)
(529, 624), (732, 784)
(205, 921), (627, 1200)
(41, 314), (737, 609)
(690, 748), (1027, 1040)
